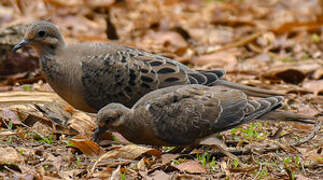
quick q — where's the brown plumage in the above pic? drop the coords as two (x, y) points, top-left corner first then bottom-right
(93, 85), (313, 146)
(13, 21), (281, 113)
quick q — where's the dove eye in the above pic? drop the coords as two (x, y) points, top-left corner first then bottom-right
(38, 30), (46, 37)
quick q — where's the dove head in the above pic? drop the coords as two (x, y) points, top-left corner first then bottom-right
(13, 21), (65, 55)
(93, 103), (130, 142)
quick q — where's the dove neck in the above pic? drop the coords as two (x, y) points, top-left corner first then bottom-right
(38, 40), (65, 57)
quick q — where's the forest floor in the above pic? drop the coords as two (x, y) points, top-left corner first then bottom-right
(0, 0), (322, 179)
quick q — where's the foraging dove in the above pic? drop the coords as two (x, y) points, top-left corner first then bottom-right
(93, 84), (313, 146)
(13, 21), (281, 112)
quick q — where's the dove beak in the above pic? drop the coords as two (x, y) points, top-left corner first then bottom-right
(93, 126), (109, 143)
(12, 39), (30, 52)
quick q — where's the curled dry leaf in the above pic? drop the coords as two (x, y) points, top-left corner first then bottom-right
(262, 67), (306, 84)
(69, 136), (105, 157)
(172, 160), (207, 174)
(262, 63), (321, 84)
(9, 103), (78, 136)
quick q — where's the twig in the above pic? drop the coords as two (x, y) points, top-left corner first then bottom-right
(197, 31), (264, 55)
(252, 164), (263, 180)
(290, 123), (320, 146)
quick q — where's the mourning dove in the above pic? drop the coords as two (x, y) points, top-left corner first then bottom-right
(93, 84), (314, 146)
(13, 21), (281, 112)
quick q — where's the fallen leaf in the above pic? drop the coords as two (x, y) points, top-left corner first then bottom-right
(32, 121), (53, 137)
(70, 136), (105, 157)
(172, 160), (207, 174)
(110, 165), (121, 180)
(313, 68), (323, 80)
(93, 144), (161, 170)
(0, 147), (24, 164)
(146, 31), (188, 49)
(68, 111), (96, 138)
(262, 67), (306, 84)
(295, 174), (313, 180)
(161, 154), (180, 164)
(302, 80), (323, 95)
(115, 144), (161, 160)
(190, 49), (238, 70)
(149, 170), (170, 180)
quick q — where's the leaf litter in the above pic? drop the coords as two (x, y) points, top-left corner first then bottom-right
(0, 0), (322, 179)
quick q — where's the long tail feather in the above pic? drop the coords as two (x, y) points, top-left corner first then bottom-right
(214, 80), (283, 97)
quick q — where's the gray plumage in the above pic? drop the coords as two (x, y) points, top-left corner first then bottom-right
(93, 85), (285, 146)
(13, 21), (282, 112)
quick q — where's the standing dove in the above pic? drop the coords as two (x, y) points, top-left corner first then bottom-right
(13, 21), (281, 112)
(93, 84), (313, 146)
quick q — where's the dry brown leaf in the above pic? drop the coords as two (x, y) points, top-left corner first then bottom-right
(8, 104), (78, 136)
(172, 160), (207, 174)
(93, 144), (161, 169)
(200, 136), (227, 147)
(145, 31), (188, 49)
(313, 68), (323, 80)
(161, 153), (180, 164)
(84, 0), (115, 8)
(262, 67), (306, 84)
(0, 107), (22, 126)
(295, 174), (313, 180)
(67, 111), (96, 138)
(110, 165), (121, 180)
(114, 144), (161, 160)
(137, 158), (147, 171)
(262, 63), (321, 84)
(190, 50), (238, 70)
(32, 121), (53, 137)
(70, 136), (105, 157)
(0, 147), (24, 164)
(304, 149), (323, 164)
(303, 80), (323, 95)
(0, 91), (64, 104)
(272, 20), (323, 34)
(149, 170), (170, 180)
(43, 0), (82, 7)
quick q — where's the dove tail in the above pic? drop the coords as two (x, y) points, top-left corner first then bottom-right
(213, 80), (283, 97)
(213, 96), (284, 132)
(240, 96), (284, 125)
(258, 111), (316, 124)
